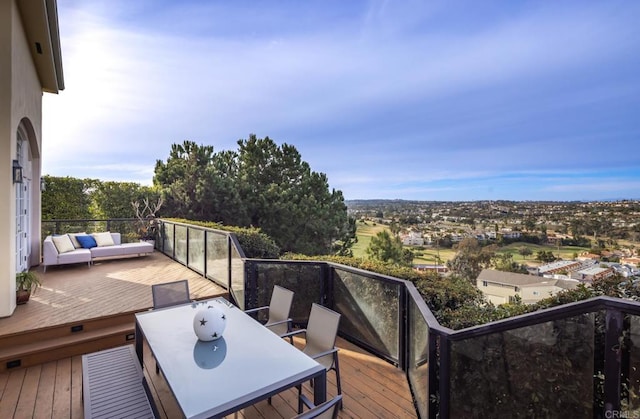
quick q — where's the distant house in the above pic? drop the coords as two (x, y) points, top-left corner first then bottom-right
(414, 264), (448, 274)
(402, 231), (424, 246)
(537, 260), (583, 276)
(570, 266), (615, 284)
(498, 230), (522, 240)
(577, 253), (601, 262)
(477, 269), (579, 305)
(621, 257), (640, 267)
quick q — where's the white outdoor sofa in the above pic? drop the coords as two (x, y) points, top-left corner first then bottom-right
(43, 232), (154, 272)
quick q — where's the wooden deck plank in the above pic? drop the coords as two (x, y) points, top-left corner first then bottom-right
(71, 356), (84, 419)
(14, 364), (41, 418)
(53, 357), (72, 418)
(33, 361), (57, 418)
(0, 368), (25, 418)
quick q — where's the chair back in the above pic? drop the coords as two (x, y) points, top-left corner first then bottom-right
(293, 395), (342, 419)
(303, 303), (340, 370)
(152, 280), (190, 309)
(266, 285), (294, 335)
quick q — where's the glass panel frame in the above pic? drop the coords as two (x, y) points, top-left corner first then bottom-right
(407, 295), (429, 419)
(332, 267), (401, 363)
(187, 227), (205, 274)
(206, 231), (229, 288)
(174, 224), (187, 264)
(449, 313), (595, 418)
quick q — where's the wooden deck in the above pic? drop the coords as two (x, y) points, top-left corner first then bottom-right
(0, 253), (418, 418)
(0, 252), (226, 336)
(0, 336), (416, 419)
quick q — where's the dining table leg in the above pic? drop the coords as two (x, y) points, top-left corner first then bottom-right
(313, 369), (327, 406)
(135, 321), (144, 367)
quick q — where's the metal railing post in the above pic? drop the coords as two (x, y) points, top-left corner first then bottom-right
(428, 332), (439, 419)
(604, 308), (623, 415)
(439, 335), (450, 418)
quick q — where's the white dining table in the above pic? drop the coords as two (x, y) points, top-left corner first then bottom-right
(135, 297), (326, 418)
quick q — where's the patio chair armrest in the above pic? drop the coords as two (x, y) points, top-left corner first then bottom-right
(280, 328), (306, 341)
(245, 306), (269, 314)
(310, 347), (339, 360)
(299, 393), (314, 410)
(266, 318), (292, 327)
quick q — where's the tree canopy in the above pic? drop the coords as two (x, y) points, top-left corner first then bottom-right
(366, 230), (413, 266)
(42, 176), (159, 221)
(447, 238), (497, 283)
(153, 135), (354, 256)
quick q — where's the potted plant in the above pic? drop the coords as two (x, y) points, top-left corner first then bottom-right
(16, 270), (41, 304)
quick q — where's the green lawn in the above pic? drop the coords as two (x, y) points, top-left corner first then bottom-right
(498, 242), (591, 265)
(352, 221), (389, 258)
(412, 248), (456, 265)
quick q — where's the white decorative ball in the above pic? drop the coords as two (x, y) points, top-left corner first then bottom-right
(193, 305), (227, 341)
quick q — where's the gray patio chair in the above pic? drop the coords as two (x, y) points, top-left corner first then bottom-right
(293, 394), (342, 419)
(151, 279), (191, 373)
(151, 279), (191, 309)
(282, 303), (342, 413)
(246, 285), (294, 339)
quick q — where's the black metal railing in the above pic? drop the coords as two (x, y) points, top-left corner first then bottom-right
(153, 219), (640, 418)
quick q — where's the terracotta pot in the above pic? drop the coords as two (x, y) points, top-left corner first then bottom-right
(16, 289), (31, 305)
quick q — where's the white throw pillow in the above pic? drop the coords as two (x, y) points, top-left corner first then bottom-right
(68, 232), (86, 249)
(93, 232), (115, 247)
(52, 235), (75, 254)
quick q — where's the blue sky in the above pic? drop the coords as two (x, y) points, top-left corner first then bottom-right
(42, 0), (640, 201)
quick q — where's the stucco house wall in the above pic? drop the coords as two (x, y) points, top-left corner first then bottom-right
(0, 0), (63, 317)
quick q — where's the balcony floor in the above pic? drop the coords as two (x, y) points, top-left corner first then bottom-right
(0, 336), (416, 419)
(0, 252), (226, 335)
(0, 252), (417, 418)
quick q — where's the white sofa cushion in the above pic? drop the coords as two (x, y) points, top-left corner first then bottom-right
(52, 235), (75, 253)
(93, 232), (115, 247)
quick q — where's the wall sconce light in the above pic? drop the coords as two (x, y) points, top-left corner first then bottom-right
(12, 160), (23, 184)
(40, 177), (46, 191)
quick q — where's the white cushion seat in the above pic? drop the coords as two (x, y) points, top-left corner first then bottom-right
(56, 248), (92, 264)
(90, 245), (124, 258)
(120, 242), (154, 253)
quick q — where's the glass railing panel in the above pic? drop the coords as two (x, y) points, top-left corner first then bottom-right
(407, 295), (429, 419)
(206, 232), (229, 288)
(187, 227), (205, 274)
(450, 313), (595, 418)
(230, 242), (245, 310)
(162, 222), (174, 256)
(174, 224), (187, 264)
(252, 262), (324, 324)
(626, 314), (640, 412)
(332, 268), (400, 362)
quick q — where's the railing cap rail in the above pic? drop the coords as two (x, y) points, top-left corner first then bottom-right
(448, 295), (640, 340)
